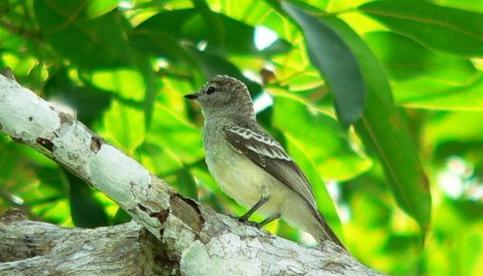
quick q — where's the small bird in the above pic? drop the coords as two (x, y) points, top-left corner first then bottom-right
(185, 75), (345, 248)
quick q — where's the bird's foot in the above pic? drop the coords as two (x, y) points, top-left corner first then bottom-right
(229, 214), (261, 228)
(229, 213), (281, 229)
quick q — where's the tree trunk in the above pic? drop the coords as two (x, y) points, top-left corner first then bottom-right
(0, 71), (379, 275)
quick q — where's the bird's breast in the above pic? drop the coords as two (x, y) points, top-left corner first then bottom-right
(202, 119), (290, 216)
(205, 139), (262, 206)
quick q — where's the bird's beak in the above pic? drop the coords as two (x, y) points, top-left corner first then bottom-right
(184, 93), (199, 100)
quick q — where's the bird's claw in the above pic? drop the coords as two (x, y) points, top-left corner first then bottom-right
(229, 214), (262, 228)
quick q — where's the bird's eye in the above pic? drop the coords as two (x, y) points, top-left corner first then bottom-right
(206, 86), (216, 95)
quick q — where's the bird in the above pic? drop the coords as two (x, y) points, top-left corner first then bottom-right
(185, 75), (345, 249)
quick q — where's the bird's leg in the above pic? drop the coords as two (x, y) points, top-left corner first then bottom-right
(238, 195), (269, 223)
(256, 213), (281, 228)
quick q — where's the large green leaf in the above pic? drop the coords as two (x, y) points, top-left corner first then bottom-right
(364, 31), (477, 81)
(392, 74), (483, 111)
(280, 2), (365, 127)
(434, 0), (483, 13)
(359, 0), (483, 57)
(100, 100), (145, 154)
(144, 102), (203, 165)
(424, 111), (483, 150)
(272, 93), (371, 181)
(34, 0), (131, 69)
(284, 136), (344, 239)
(319, 16), (432, 233)
(271, 93), (373, 238)
(364, 31), (482, 110)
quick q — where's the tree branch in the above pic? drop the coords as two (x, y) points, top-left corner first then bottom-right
(0, 72), (379, 275)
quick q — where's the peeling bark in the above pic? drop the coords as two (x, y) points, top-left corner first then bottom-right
(0, 210), (172, 275)
(0, 73), (379, 275)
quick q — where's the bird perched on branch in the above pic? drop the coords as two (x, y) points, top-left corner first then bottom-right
(185, 75), (345, 249)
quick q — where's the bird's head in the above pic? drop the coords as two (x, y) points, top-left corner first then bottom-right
(185, 75), (255, 119)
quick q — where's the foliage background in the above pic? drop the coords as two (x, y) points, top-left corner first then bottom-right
(0, 0), (482, 275)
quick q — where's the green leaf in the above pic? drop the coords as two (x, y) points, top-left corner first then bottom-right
(136, 57), (160, 129)
(112, 207), (132, 225)
(359, 0), (483, 57)
(89, 69), (145, 101)
(129, 22), (197, 65)
(282, 132), (344, 238)
(34, 0), (131, 69)
(86, 0), (119, 18)
(101, 100), (145, 154)
(319, 16), (432, 233)
(364, 31), (477, 81)
(280, 2), (365, 127)
(272, 93), (371, 181)
(435, 0), (483, 13)
(191, 0), (225, 52)
(393, 74), (483, 111)
(66, 170), (109, 228)
(44, 69), (112, 127)
(189, 48), (263, 94)
(364, 31), (482, 110)
(424, 111), (483, 147)
(270, 93), (375, 240)
(175, 166), (198, 200)
(145, 102), (203, 165)
(132, 8), (291, 57)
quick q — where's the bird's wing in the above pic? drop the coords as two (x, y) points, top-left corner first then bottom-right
(223, 121), (345, 248)
(223, 122), (318, 212)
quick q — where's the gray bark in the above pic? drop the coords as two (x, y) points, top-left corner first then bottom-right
(0, 209), (171, 275)
(0, 71), (379, 275)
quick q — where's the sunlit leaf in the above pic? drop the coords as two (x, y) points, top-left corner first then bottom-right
(364, 31), (482, 110)
(145, 102), (203, 164)
(89, 69), (145, 100)
(435, 0), (483, 13)
(394, 74), (483, 111)
(359, 0), (483, 57)
(319, 16), (432, 233)
(282, 132), (344, 238)
(424, 111), (483, 146)
(364, 31), (477, 81)
(272, 93), (371, 180)
(86, 0), (119, 18)
(101, 100), (145, 153)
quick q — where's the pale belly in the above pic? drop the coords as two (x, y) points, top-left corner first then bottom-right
(205, 145), (290, 217)
(203, 126), (324, 242)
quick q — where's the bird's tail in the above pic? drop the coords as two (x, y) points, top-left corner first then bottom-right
(313, 211), (346, 250)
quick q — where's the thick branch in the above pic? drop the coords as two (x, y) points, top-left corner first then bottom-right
(0, 72), (379, 275)
(0, 210), (170, 275)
